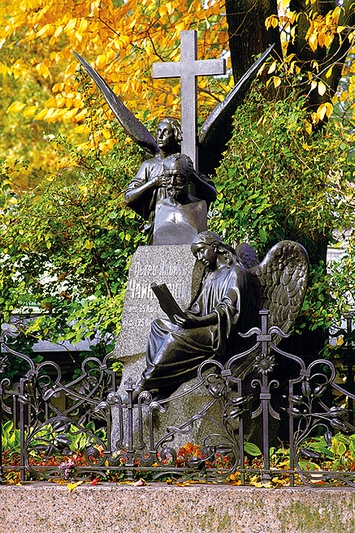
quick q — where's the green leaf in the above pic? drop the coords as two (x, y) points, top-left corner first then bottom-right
(244, 442), (262, 456)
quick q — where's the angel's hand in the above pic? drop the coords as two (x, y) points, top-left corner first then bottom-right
(174, 312), (201, 329)
(152, 174), (169, 188)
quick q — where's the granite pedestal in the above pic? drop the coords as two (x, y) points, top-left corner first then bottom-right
(2, 483), (354, 533)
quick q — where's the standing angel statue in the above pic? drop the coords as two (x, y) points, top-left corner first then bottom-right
(74, 46), (273, 243)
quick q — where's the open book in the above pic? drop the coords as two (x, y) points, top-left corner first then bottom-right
(151, 282), (188, 323)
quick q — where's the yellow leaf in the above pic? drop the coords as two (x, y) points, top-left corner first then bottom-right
(64, 19), (77, 33)
(333, 6), (342, 20)
(316, 103), (327, 121)
(325, 66), (333, 79)
(34, 109), (48, 121)
(63, 108), (78, 122)
(67, 481), (84, 492)
(74, 124), (90, 134)
(305, 121), (312, 134)
(176, 21), (186, 32)
(96, 55), (107, 68)
(78, 20), (88, 33)
(323, 34), (333, 49)
(0, 63), (10, 75)
(273, 76), (281, 88)
(23, 106), (38, 117)
(317, 80), (327, 96)
(7, 101), (26, 114)
(268, 61), (277, 74)
(318, 32), (326, 48)
(75, 109), (88, 121)
(84, 239), (94, 249)
(310, 80), (317, 92)
(73, 98), (84, 109)
(158, 5), (167, 16)
(54, 26), (63, 38)
(166, 2), (175, 15)
(266, 15), (279, 29)
(324, 102), (333, 118)
(309, 33), (318, 52)
(120, 35), (130, 47)
(45, 97), (57, 107)
(52, 83), (64, 92)
(36, 24), (52, 39)
(36, 63), (50, 78)
(102, 128), (111, 139)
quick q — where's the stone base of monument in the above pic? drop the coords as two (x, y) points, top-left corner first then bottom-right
(111, 373), (223, 454)
(114, 244), (203, 366)
(2, 484), (354, 533)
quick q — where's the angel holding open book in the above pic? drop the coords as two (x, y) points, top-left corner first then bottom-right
(131, 231), (249, 400)
(131, 231), (309, 401)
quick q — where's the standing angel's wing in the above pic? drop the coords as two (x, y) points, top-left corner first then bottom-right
(197, 44), (274, 177)
(248, 241), (309, 341)
(74, 52), (159, 156)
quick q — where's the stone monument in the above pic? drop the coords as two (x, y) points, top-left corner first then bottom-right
(74, 33), (279, 448)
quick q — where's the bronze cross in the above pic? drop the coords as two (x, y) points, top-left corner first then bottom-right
(152, 30), (226, 170)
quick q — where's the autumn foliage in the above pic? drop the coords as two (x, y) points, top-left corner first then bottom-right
(1, 0), (231, 184)
(0, 0), (355, 353)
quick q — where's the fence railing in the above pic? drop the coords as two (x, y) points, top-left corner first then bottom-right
(1, 310), (355, 487)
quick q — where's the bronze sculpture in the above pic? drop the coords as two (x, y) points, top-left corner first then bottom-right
(130, 231), (309, 401)
(73, 41), (274, 243)
(152, 153), (210, 244)
(74, 43), (273, 178)
(124, 130), (215, 242)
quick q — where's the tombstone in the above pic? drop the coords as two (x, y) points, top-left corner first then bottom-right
(75, 31), (276, 452)
(113, 244), (203, 391)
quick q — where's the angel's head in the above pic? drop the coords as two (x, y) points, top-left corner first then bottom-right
(156, 118), (182, 154)
(191, 231), (237, 269)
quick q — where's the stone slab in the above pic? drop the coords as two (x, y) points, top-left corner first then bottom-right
(114, 244), (203, 360)
(1, 483), (355, 533)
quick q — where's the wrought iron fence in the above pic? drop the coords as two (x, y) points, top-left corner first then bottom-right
(1, 310), (355, 487)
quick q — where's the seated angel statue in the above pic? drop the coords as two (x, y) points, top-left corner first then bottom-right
(131, 231), (309, 402)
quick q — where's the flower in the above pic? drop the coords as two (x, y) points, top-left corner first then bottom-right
(254, 353), (276, 375)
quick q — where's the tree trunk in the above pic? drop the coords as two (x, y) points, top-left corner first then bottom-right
(225, 0), (282, 81)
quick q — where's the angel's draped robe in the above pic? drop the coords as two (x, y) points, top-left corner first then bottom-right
(137, 260), (251, 396)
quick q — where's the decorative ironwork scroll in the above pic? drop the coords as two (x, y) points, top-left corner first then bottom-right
(1, 311), (355, 486)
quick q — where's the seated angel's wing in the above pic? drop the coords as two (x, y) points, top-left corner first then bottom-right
(235, 243), (260, 269)
(74, 53), (159, 156)
(248, 241), (309, 340)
